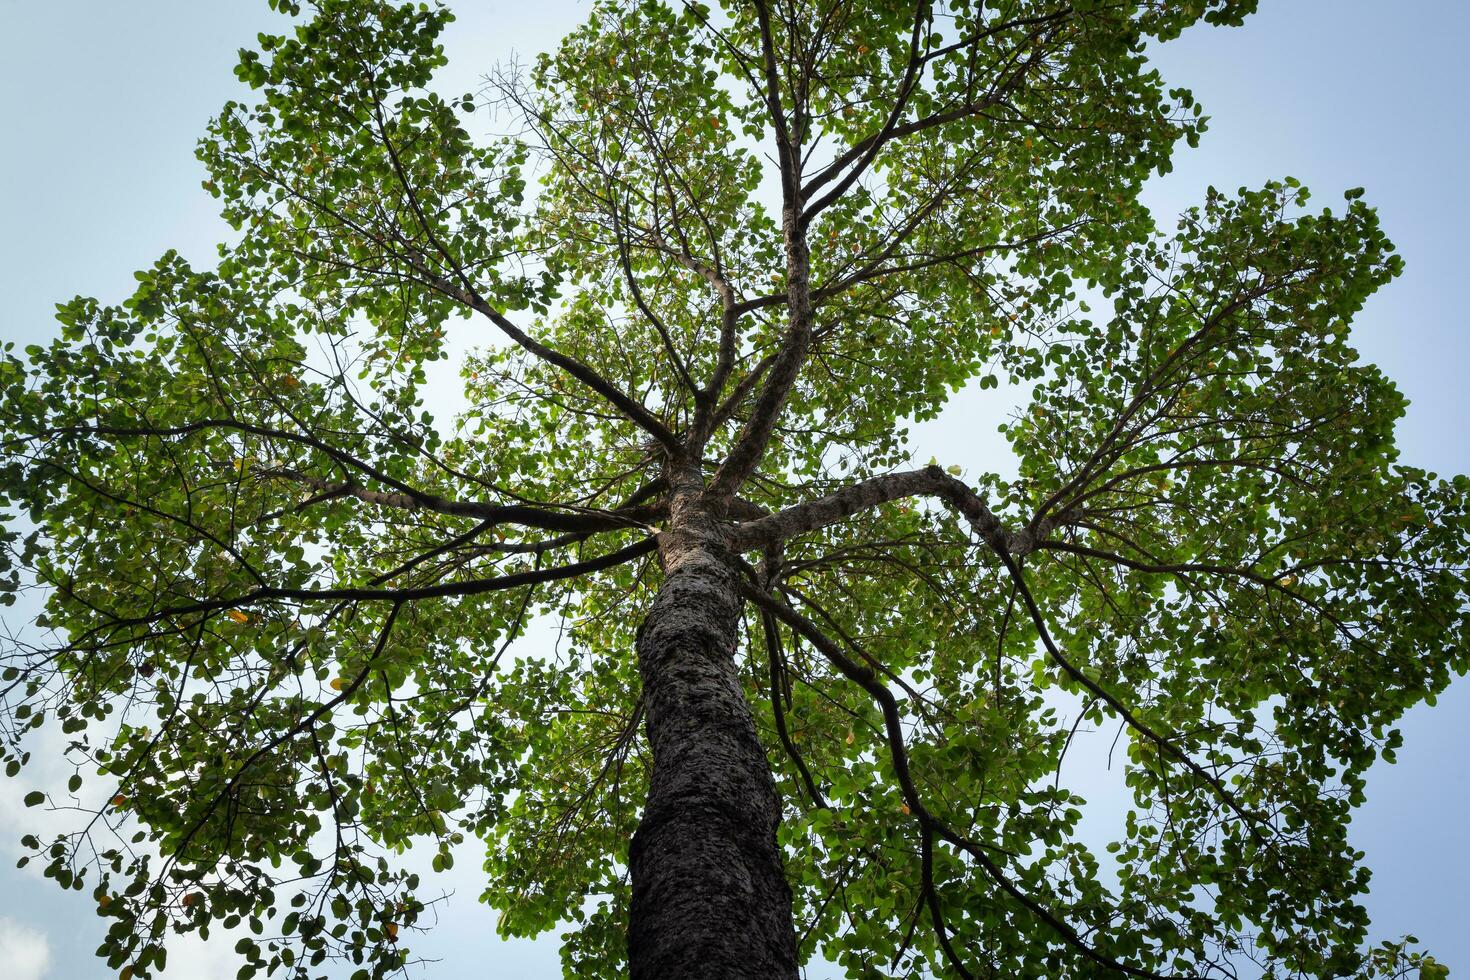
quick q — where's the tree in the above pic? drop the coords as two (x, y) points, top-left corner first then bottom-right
(1, 0), (1466, 977)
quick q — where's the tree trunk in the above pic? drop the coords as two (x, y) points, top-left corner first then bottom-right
(628, 501), (799, 979)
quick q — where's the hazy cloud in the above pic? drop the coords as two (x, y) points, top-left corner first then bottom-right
(0, 918), (51, 980)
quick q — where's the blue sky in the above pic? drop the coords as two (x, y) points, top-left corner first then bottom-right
(1, 2), (1466, 978)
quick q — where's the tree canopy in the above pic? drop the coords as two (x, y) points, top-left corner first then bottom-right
(1, 0), (1467, 978)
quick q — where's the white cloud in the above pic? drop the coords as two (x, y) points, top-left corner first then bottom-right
(0, 917), (51, 980)
(162, 932), (242, 980)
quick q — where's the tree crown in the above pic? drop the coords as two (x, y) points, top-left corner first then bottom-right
(2, 1), (1466, 978)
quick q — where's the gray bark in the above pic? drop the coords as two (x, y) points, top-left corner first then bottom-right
(628, 487), (799, 980)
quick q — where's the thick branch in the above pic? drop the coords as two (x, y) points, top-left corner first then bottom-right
(705, 0), (814, 501)
(727, 465), (1054, 555)
(728, 467), (957, 552)
(798, 1), (928, 227)
(261, 467), (662, 534)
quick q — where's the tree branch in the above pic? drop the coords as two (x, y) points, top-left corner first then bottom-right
(88, 537), (657, 630)
(259, 466), (662, 535)
(741, 580), (1190, 980)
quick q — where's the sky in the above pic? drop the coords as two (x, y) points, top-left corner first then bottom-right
(1, 1), (1467, 978)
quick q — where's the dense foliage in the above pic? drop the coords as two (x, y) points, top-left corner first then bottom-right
(2, 1), (1466, 978)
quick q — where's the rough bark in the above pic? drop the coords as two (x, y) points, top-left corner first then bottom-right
(628, 488), (799, 980)
(708, 201), (813, 501)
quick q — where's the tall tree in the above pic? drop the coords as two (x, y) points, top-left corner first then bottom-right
(2, 1), (1466, 978)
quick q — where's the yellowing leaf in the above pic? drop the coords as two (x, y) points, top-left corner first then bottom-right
(227, 610), (249, 624)
(329, 677), (345, 692)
